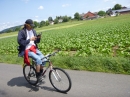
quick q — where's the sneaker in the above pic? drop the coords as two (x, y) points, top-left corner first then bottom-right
(36, 72), (42, 80)
(40, 69), (43, 75)
(37, 75), (43, 81)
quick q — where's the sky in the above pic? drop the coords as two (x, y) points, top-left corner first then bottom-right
(0, 0), (130, 31)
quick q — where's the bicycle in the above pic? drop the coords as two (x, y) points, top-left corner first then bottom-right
(23, 50), (72, 93)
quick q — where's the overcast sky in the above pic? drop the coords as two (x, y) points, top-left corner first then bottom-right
(0, 0), (130, 31)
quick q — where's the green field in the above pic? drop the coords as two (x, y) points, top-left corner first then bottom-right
(0, 14), (130, 74)
(0, 14), (130, 57)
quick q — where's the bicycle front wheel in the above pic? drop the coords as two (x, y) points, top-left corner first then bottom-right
(49, 67), (72, 93)
(23, 65), (38, 85)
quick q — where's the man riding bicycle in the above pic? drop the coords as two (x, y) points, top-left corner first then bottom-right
(17, 19), (46, 80)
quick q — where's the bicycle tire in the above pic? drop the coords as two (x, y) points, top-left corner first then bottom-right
(23, 65), (38, 85)
(49, 67), (72, 93)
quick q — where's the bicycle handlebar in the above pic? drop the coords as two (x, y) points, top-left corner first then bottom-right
(42, 50), (60, 60)
(51, 50), (60, 56)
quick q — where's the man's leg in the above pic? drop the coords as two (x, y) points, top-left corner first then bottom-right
(36, 49), (46, 74)
(40, 66), (44, 73)
(36, 65), (40, 73)
(28, 51), (42, 78)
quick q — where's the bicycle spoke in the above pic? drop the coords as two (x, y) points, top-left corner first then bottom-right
(49, 68), (72, 93)
(23, 65), (38, 85)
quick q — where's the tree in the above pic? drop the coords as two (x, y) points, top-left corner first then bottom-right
(68, 16), (72, 20)
(39, 21), (46, 28)
(48, 17), (53, 22)
(74, 12), (80, 20)
(98, 10), (106, 16)
(112, 4), (122, 10)
(63, 16), (69, 22)
(6, 29), (13, 33)
(54, 18), (59, 24)
(45, 20), (49, 26)
(56, 16), (61, 20)
(15, 27), (20, 31)
(33, 21), (39, 28)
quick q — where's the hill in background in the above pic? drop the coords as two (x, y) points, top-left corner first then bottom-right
(0, 25), (22, 34)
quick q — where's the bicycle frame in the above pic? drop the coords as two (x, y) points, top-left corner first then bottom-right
(42, 60), (62, 82)
(31, 51), (58, 77)
(41, 60), (53, 76)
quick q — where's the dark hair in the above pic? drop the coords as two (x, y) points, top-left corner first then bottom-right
(22, 24), (26, 29)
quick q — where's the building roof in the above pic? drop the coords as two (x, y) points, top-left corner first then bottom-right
(113, 8), (130, 13)
(83, 11), (96, 18)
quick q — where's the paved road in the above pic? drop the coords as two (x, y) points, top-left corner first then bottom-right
(0, 63), (130, 97)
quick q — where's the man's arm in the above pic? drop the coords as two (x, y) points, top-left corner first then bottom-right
(17, 30), (30, 46)
(33, 30), (41, 43)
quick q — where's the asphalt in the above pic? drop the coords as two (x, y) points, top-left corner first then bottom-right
(0, 63), (130, 97)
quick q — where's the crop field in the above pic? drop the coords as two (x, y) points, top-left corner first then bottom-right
(0, 14), (130, 57)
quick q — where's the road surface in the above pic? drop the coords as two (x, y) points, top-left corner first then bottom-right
(0, 63), (130, 97)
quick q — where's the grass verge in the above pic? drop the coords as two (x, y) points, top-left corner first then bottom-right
(0, 54), (130, 75)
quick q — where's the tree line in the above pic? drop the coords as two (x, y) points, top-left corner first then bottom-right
(32, 3), (126, 28)
(1, 4), (125, 33)
(33, 4), (124, 28)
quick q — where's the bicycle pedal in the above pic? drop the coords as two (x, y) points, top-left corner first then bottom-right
(38, 78), (44, 82)
(38, 80), (45, 85)
(43, 75), (46, 78)
(41, 77), (45, 80)
(27, 76), (30, 80)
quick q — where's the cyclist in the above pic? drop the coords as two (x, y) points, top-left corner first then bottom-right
(17, 19), (46, 80)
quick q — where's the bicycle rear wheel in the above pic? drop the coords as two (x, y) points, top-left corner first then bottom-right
(23, 65), (38, 85)
(49, 67), (72, 93)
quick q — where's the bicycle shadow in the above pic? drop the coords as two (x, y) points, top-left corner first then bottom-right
(7, 76), (56, 92)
